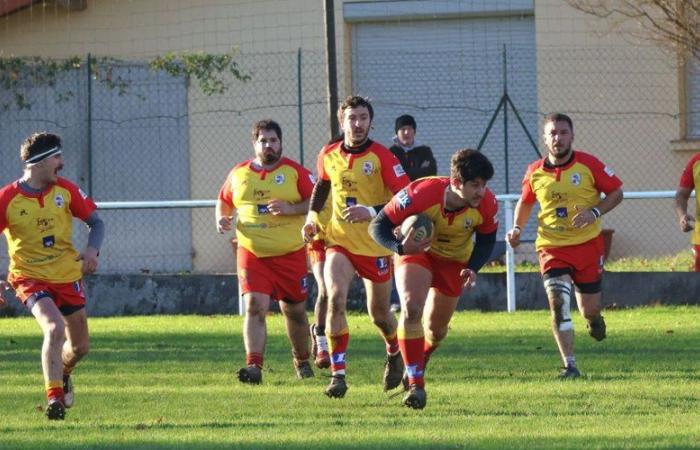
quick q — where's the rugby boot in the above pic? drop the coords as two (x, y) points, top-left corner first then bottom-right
(383, 352), (405, 391)
(237, 365), (262, 384)
(45, 398), (66, 420)
(558, 365), (581, 379)
(294, 360), (315, 379)
(587, 315), (607, 341)
(324, 374), (348, 398)
(63, 375), (74, 408)
(310, 325), (331, 369)
(403, 385), (427, 410)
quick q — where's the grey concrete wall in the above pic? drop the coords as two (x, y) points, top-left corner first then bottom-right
(0, 272), (698, 317)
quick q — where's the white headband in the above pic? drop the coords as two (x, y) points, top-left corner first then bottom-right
(25, 146), (62, 166)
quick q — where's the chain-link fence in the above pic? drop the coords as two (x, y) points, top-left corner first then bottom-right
(0, 45), (693, 273)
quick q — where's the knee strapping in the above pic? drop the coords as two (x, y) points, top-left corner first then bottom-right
(544, 278), (573, 331)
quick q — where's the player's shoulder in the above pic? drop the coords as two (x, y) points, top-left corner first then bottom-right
(573, 150), (604, 167)
(367, 140), (392, 156)
(280, 157), (309, 173)
(0, 181), (20, 204)
(409, 176), (447, 194)
(55, 177), (82, 193)
(686, 151), (700, 167)
(320, 140), (342, 156)
(525, 158), (546, 175)
(479, 187), (498, 212)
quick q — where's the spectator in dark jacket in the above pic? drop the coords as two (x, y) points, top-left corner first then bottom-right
(389, 115), (437, 180)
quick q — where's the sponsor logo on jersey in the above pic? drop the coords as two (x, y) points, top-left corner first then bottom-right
(464, 218), (473, 229)
(570, 173), (581, 186)
(42, 235), (55, 248)
(274, 174), (285, 184)
(341, 176), (358, 192)
(393, 164), (406, 177)
(397, 189), (411, 210)
(556, 207), (568, 218)
(604, 166), (615, 177)
(54, 194), (64, 208)
(309, 173), (317, 184)
(257, 204), (270, 214)
(345, 197), (357, 207)
(253, 189), (270, 200)
(362, 161), (374, 175)
(79, 188), (88, 199)
(36, 217), (54, 233)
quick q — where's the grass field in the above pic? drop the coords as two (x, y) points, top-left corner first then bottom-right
(1, 308), (699, 449)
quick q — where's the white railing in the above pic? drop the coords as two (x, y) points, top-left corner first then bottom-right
(97, 190), (690, 315)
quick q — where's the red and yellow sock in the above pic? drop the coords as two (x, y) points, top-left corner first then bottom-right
(246, 352), (263, 369)
(46, 380), (64, 402)
(329, 328), (349, 375)
(398, 323), (425, 388)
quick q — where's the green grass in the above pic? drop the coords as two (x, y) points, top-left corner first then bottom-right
(481, 249), (696, 273)
(1, 309), (699, 449)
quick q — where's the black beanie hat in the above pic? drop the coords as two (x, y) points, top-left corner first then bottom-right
(395, 114), (417, 133)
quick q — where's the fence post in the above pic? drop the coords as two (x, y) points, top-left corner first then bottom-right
(297, 48), (304, 166)
(504, 199), (516, 312)
(86, 53), (93, 197)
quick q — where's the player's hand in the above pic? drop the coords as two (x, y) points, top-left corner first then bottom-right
(302, 221), (318, 243)
(506, 227), (521, 248)
(572, 205), (596, 228)
(679, 213), (695, 232)
(400, 227), (432, 254)
(217, 215), (233, 233)
(0, 280), (9, 306)
(341, 205), (373, 223)
(267, 199), (292, 216)
(460, 268), (477, 291)
(76, 247), (99, 275)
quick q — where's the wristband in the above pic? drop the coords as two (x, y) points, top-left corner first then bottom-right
(591, 207), (601, 218)
(306, 211), (319, 224)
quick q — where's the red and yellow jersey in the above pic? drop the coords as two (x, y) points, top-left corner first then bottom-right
(384, 177), (499, 263)
(521, 150), (622, 249)
(0, 178), (96, 283)
(679, 152), (700, 245)
(219, 156), (313, 258)
(318, 140), (410, 256)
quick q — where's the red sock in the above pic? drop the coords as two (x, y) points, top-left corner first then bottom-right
(246, 352), (263, 368)
(424, 341), (439, 370)
(399, 335), (425, 388)
(47, 386), (64, 403)
(329, 330), (349, 374)
(384, 332), (400, 355)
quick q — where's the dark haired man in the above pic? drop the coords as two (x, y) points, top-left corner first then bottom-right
(389, 114), (437, 181)
(302, 96), (410, 398)
(217, 119), (315, 384)
(0, 132), (105, 420)
(506, 113), (623, 379)
(369, 149), (498, 409)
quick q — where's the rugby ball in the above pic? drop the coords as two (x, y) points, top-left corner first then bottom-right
(400, 213), (434, 242)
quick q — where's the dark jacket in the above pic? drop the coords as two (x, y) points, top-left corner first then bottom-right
(389, 140), (437, 181)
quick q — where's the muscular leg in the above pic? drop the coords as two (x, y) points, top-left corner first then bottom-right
(423, 289), (459, 366)
(312, 260), (328, 331)
(62, 308), (89, 376)
(31, 297), (66, 399)
(364, 277), (396, 338)
(311, 259), (330, 367)
(543, 275), (576, 371)
(395, 262), (431, 389)
(243, 292), (271, 366)
(279, 300), (311, 363)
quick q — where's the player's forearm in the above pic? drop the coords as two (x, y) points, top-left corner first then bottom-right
(513, 200), (533, 229)
(595, 188), (623, 216)
(85, 212), (105, 251)
(467, 231), (496, 272)
(369, 209), (402, 254)
(308, 179), (330, 213)
(216, 200), (234, 221)
(287, 198), (310, 215)
(674, 190), (690, 219)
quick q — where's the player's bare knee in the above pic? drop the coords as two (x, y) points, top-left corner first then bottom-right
(46, 320), (66, 342)
(544, 278), (573, 332)
(71, 342), (90, 358)
(426, 327), (447, 343)
(401, 301), (422, 322)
